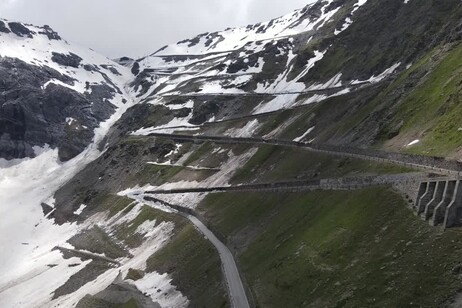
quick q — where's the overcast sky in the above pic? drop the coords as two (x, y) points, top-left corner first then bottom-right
(0, 0), (316, 58)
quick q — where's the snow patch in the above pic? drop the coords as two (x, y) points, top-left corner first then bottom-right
(65, 117), (77, 126)
(131, 272), (188, 308)
(73, 204), (87, 216)
(225, 119), (260, 138)
(294, 126), (315, 142)
(165, 144), (182, 158)
(352, 63), (401, 85)
(121, 148), (258, 209)
(406, 139), (420, 147)
(131, 112), (200, 135)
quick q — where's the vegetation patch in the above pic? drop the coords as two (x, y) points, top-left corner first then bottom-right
(115, 205), (185, 248)
(198, 188), (462, 307)
(77, 291), (148, 308)
(92, 194), (134, 218)
(388, 44), (462, 156)
(182, 141), (214, 166)
(125, 268), (145, 281)
(230, 145), (413, 184)
(53, 260), (112, 300)
(146, 224), (228, 308)
(69, 226), (129, 259)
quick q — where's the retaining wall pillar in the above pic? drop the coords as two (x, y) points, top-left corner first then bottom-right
(416, 182), (437, 215)
(424, 181), (447, 220)
(444, 181), (462, 228)
(414, 182), (428, 210)
(431, 180), (457, 226)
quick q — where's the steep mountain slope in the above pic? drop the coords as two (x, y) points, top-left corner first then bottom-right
(0, 19), (133, 161)
(0, 20), (166, 308)
(128, 0), (396, 127)
(4, 0), (462, 307)
(127, 0), (462, 155)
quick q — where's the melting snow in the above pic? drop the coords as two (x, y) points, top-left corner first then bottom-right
(407, 139), (420, 147)
(131, 112), (200, 135)
(154, 0), (341, 56)
(120, 147), (258, 209)
(131, 272), (188, 308)
(294, 126), (315, 142)
(308, 73), (343, 91)
(65, 117), (77, 126)
(351, 63), (401, 84)
(164, 144), (182, 158)
(0, 26), (141, 304)
(224, 119), (260, 138)
(73, 204), (87, 216)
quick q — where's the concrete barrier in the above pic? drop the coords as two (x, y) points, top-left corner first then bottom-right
(432, 180), (457, 226)
(416, 182), (428, 205)
(424, 181), (447, 220)
(413, 178), (462, 228)
(444, 181), (462, 228)
(416, 182), (437, 215)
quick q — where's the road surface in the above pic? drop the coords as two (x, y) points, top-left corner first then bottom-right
(187, 215), (250, 308)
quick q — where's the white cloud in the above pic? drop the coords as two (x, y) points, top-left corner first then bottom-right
(0, 0), (20, 10)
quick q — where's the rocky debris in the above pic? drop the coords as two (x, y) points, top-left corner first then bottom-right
(100, 64), (121, 76)
(76, 281), (161, 308)
(226, 53), (260, 74)
(40, 203), (54, 216)
(82, 64), (98, 72)
(40, 25), (61, 40)
(51, 52), (83, 68)
(0, 20), (10, 33)
(8, 22), (33, 38)
(190, 101), (219, 125)
(131, 61), (140, 76)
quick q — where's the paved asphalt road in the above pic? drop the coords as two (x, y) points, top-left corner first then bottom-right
(188, 215), (250, 308)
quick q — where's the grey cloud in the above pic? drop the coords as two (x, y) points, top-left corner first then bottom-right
(0, 0), (315, 58)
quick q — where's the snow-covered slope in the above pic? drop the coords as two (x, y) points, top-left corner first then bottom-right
(134, 0), (346, 91)
(0, 20), (188, 308)
(0, 19), (130, 94)
(0, 19), (135, 160)
(154, 0), (343, 56)
(128, 0), (401, 131)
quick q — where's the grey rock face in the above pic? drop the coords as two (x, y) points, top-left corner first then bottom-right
(8, 22), (33, 38)
(51, 52), (83, 68)
(40, 25), (61, 40)
(0, 56), (119, 161)
(0, 21), (10, 33)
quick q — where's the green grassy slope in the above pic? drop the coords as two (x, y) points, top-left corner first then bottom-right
(147, 224), (229, 308)
(198, 188), (462, 307)
(231, 145), (413, 184)
(382, 44), (462, 156)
